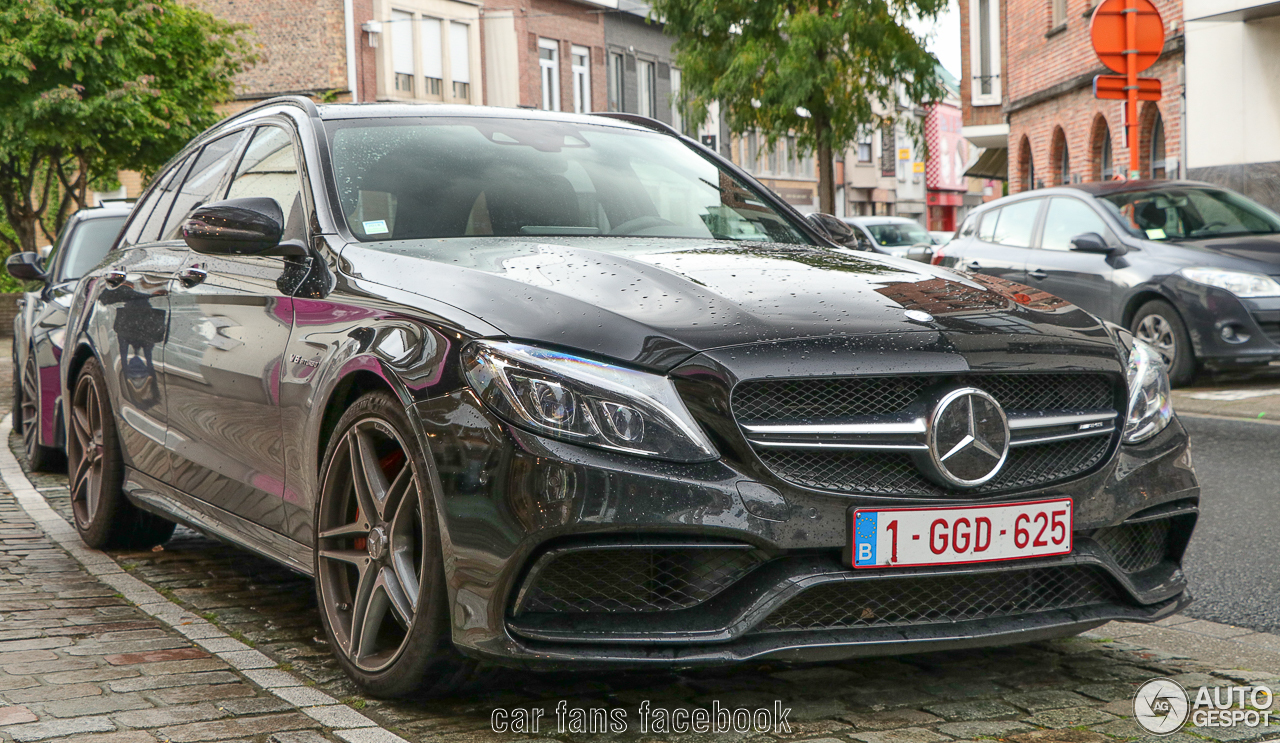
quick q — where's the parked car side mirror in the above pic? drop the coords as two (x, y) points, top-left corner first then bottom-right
(807, 213), (868, 250)
(1069, 232), (1121, 255)
(5, 252), (47, 282)
(905, 244), (935, 263)
(805, 213), (832, 240)
(183, 198), (306, 257)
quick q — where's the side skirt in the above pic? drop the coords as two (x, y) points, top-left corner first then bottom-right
(124, 468), (314, 576)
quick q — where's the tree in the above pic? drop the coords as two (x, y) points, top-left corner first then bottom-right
(650, 0), (947, 214)
(0, 0), (256, 254)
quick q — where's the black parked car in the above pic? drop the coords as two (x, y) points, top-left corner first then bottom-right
(936, 180), (1280, 385)
(63, 98), (1198, 697)
(8, 204), (131, 470)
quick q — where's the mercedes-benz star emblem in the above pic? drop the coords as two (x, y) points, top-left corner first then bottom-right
(1133, 678), (1190, 736)
(921, 387), (1010, 488)
(904, 309), (934, 323)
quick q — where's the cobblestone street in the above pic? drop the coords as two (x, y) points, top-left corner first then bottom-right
(3, 344), (1280, 743)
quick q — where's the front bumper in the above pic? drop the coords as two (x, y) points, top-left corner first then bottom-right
(409, 391), (1198, 670)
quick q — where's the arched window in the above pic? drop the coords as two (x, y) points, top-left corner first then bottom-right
(1090, 115), (1112, 181)
(1050, 127), (1069, 185)
(1102, 135), (1113, 180)
(1019, 136), (1034, 192)
(1150, 113), (1166, 179)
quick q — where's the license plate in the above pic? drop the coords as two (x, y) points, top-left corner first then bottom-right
(848, 498), (1073, 568)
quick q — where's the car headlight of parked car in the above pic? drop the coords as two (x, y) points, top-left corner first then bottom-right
(1178, 267), (1280, 298)
(1123, 338), (1173, 444)
(462, 340), (719, 462)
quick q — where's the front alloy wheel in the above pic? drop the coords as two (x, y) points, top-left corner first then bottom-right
(21, 352), (62, 471)
(1131, 299), (1196, 386)
(315, 392), (477, 697)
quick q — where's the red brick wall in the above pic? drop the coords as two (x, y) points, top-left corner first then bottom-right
(1003, 0), (1183, 192)
(480, 0), (606, 111)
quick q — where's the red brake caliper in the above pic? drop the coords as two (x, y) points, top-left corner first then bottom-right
(352, 450), (406, 551)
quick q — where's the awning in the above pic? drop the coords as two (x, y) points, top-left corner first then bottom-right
(965, 147), (1008, 181)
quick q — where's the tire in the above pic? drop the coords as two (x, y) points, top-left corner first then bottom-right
(314, 391), (481, 698)
(1131, 300), (1197, 387)
(20, 350), (64, 472)
(67, 357), (175, 549)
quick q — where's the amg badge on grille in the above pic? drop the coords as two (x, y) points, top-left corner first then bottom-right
(919, 388), (1011, 488)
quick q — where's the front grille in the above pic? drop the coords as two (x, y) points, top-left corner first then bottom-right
(518, 547), (764, 614)
(756, 435), (1112, 498)
(734, 373), (1118, 496)
(1093, 519), (1172, 573)
(1255, 320), (1280, 345)
(755, 565), (1121, 632)
(734, 374), (1112, 425)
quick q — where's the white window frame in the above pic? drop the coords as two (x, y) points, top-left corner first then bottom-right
(968, 0), (1002, 106)
(571, 45), (590, 114)
(539, 38), (560, 111)
(636, 58), (655, 118)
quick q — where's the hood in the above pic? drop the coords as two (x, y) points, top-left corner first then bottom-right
(342, 238), (1117, 371)
(1181, 233), (1280, 264)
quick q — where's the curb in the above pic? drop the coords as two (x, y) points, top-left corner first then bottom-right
(0, 414), (411, 743)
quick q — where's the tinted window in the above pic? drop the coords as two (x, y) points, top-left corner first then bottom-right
(137, 157), (194, 244)
(1041, 198), (1110, 251)
(161, 130), (247, 241)
(865, 221), (931, 247)
(991, 199), (1040, 247)
(60, 216), (128, 280)
(227, 126), (305, 237)
(325, 118), (810, 244)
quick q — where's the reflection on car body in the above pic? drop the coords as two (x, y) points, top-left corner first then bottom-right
(62, 99), (1198, 698)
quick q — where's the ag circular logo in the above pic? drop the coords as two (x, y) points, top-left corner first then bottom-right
(922, 388), (1010, 488)
(1134, 678), (1190, 735)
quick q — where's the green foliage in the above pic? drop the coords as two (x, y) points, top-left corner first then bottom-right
(0, 0), (257, 254)
(650, 0), (947, 211)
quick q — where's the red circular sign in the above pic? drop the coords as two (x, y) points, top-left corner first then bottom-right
(1090, 0), (1165, 74)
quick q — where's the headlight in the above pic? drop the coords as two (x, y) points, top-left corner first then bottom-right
(461, 340), (718, 462)
(1123, 338), (1173, 444)
(1178, 267), (1280, 298)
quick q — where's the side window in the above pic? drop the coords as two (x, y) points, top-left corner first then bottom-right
(1041, 198), (1111, 251)
(991, 199), (1041, 247)
(161, 130), (248, 241)
(958, 214), (978, 238)
(118, 159), (183, 249)
(137, 157), (194, 244)
(226, 126), (306, 238)
(978, 209), (1000, 241)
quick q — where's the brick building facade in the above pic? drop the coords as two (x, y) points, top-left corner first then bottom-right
(479, 0), (608, 112)
(960, 0), (1184, 194)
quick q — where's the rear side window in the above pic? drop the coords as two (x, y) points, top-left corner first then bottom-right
(161, 130), (248, 241)
(990, 199), (1040, 247)
(958, 214), (978, 238)
(60, 216), (128, 281)
(978, 209), (999, 241)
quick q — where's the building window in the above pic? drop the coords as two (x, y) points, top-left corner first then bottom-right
(969, 0), (1002, 105)
(421, 17), (443, 97)
(1150, 113), (1166, 179)
(857, 137), (873, 163)
(608, 52), (623, 112)
(391, 10), (414, 94)
(636, 59), (656, 118)
(539, 39), (560, 111)
(450, 22), (470, 101)
(571, 45), (590, 114)
(670, 67), (682, 132)
(1051, 0), (1066, 29)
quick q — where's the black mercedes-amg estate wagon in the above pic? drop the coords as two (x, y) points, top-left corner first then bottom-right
(62, 97), (1198, 697)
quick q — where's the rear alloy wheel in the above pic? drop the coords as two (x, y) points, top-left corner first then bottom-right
(68, 357), (175, 549)
(21, 351), (63, 472)
(315, 392), (479, 698)
(1131, 299), (1196, 387)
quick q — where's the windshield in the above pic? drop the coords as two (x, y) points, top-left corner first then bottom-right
(324, 118), (810, 245)
(1098, 187), (1280, 241)
(61, 216), (127, 281)
(865, 221), (931, 247)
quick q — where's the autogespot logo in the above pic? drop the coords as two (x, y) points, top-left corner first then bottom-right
(1134, 678), (1191, 735)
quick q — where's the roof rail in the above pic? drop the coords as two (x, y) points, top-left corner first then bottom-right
(590, 112), (681, 137)
(226, 95), (322, 123)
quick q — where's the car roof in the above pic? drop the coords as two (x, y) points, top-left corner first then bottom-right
(309, 102), (655, 135)
(845, 216), (920, 225)
(1070, 179), (1221, 196)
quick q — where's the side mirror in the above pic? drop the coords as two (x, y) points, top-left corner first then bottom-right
(805, 213), (832, 240)
(807, 213), (865, 249)
(6, 252), (47, 282)
(905, 244), (935, 263)
(183, 198), (289, 256)
(1069, 232), (1123, 255)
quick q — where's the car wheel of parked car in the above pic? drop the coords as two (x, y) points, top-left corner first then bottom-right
(1132, 299), (1197, 387)
(314, 392), (480, 698)
(21, 352), (64, 472)
(68, 357), (175, 549)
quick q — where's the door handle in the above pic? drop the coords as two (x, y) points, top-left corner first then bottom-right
(104, 269), (127, 287)
(1028, 269), (1048, 280)
(177, 266), (208, 288)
